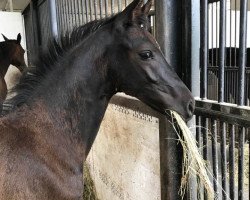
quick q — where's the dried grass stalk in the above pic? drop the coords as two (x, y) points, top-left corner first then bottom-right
(170, 111), (214, 199)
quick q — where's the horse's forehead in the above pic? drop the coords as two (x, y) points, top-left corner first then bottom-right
(127, 28), (159, 47)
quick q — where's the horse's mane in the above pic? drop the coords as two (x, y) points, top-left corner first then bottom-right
(5, 16), (116, 110)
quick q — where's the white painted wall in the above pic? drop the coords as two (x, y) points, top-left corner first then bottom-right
(0, 11), (27, 90)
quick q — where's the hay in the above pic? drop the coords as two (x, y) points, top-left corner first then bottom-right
(83, 164), (99, 200)
(170, 111), (214, 199)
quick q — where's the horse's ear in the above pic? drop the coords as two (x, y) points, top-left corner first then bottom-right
(116, 0), (143, 24)
(116, 0), (152, 29)
(2, 34), (9, 41)
(17, 33), (21, 44)
(141, 0), (152, 15)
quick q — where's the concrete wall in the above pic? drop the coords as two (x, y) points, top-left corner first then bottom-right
(87, 94), (161, 200)
(0, 11), (27, 90)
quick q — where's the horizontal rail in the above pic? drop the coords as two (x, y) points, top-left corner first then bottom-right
(195, 99), (250, 127)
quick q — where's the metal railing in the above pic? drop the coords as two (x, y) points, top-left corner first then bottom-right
(198, 0), (249, 199)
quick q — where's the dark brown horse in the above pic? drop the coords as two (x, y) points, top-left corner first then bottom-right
(0, 0), (194, 199)
(0, 33), (27, 109)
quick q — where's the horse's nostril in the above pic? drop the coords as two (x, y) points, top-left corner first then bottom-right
(187, 99), (195, 118)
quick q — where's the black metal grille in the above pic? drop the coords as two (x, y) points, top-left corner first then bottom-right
(55, 0), (155, 35)
(198, 0), (249, 200)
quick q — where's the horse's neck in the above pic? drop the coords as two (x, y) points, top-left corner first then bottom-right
(17, 73), (111, 162)
(0, 44), (11, 77)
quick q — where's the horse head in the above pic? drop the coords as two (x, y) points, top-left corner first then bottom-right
(2, 33), (27, 72)
(106, 0), (194, 120)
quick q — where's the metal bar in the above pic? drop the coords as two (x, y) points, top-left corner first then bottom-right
(72, 0), (77, 26)
(58, 0), (63, 33)
(8, 0), (13, 12)
(99, 0), (103, 18)
(118, 0), (122, 12)
(211, 119), (219, 198)
(111, 0), (115, 15)
(195, 99), (250, 127)
(66, 0), (71, 31)
(211, 3), (214, 67)
(235, 0), (237, 67)
(229, 124), (235, 200)
(155, 0), (182, 72)
(182, 0), (200, 98)
(48, 0), (59, 38)
(220, 122), (227, 200)
(89, 0), (93, 21)
(200, 0), (208, 99)
(230, 2), (232, 67)
(62, 0), (67, 32)
(238, 0), (248, 106)
(218, 0), (226, 103)
(75, 0), (80, 26)
(155, 1), (184, 198)
(94, 0), (98, 20)
(85, 0), (89, 23)
(201, 117), (208, 199)
(238, 127), (245, 200)
(104, 0), (108, 17)
(80, 0), (85, 24)
(78, 0), (83, 25)
(71, 0), (76, 27)
(55, 0), (60, 33)
(196, 115), (203, 199)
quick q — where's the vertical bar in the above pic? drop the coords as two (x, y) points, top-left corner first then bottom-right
(230, 2), (232, 67)
(155, 0), (182, 72)
(218, 0), (226, 103)
(182, 0), (200, 97)
(85, 0), (89, 23)
(55, 0), (60, 33)
(63, 0), (68, 32)
(201, 117), (208, 199)
(99, 0), (103, 18)
(75, 0), (80, 26)
(118, 0), (122, 12)
(49, 0), (59, 38)
(70, 0), (74, 28)
(238, 127), (245, 200)
(89, 0), (93, 21)
(94, 0), (98, 20)
(196, 115), (203, 199)
(54, 0), (59, 32)
(74, 0), (78, 26)
(104, 0), (108, 17)
(229, 124), (235, 200)
(155, 1), (184, 199)
(78, 0), (83, 25)
(211, 119), (219, 198)
(235, 0), (237, 68)
(111, 0), (115, 15)
(220, 122), (227, 199)
(8, 0), (13, 12)
(67, 0), (72, 30)
(80, 0), (85, 24)
(200, 0), (208, 99)
(216, 2), (218, 67)
(211, 3), (214, 67)
(238, 0), (248, 106)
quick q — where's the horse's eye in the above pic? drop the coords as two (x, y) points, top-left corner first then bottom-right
(138, 50), (154, 60)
